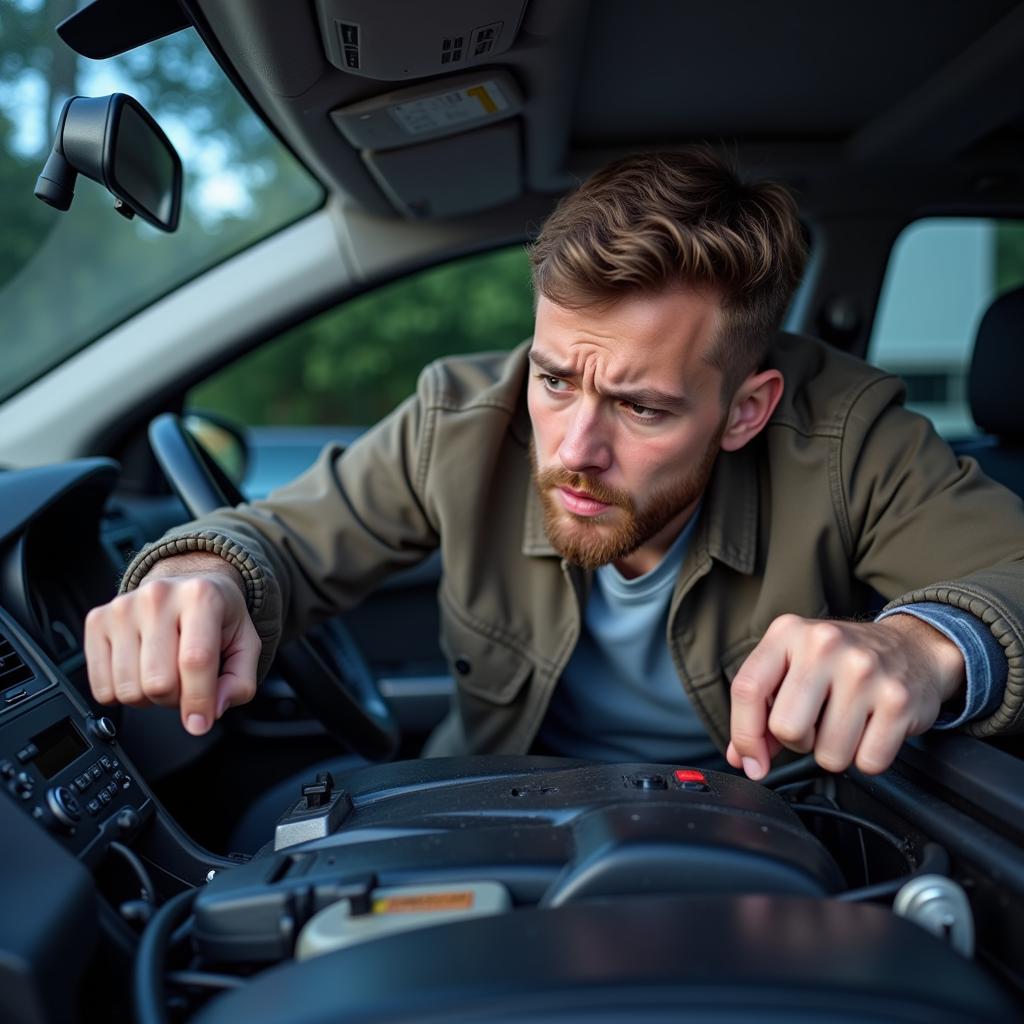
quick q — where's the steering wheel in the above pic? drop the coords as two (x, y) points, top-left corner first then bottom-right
(147, 412), (400, 761)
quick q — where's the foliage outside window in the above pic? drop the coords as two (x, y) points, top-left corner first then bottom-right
(188, 247), (535, 428)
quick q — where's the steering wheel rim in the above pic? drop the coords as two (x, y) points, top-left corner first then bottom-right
(147, 412), (400, 761)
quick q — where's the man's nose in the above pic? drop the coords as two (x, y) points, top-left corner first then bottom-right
(558, 401), (612, 474)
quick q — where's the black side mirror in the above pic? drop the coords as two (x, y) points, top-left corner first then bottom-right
(34, 93), (182, 232)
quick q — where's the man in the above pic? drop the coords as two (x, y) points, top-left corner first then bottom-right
(85, 150), (1024, 780)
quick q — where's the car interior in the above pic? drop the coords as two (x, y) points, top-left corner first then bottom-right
(3, 1), (1024, 1021)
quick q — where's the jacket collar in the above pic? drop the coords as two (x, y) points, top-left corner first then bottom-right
(521, 439), (759, 574)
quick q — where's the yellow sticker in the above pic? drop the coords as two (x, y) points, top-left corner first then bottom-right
(466, 85), (498, 115)
(372, 891), (475, 914)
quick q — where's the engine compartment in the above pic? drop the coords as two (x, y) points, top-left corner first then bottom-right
(2, 464), (1024, 1023)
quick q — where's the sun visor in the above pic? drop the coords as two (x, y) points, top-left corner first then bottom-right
(362, 121), (522, 219)
(315, 0), (527, 80)
(331, 72), (522, 150)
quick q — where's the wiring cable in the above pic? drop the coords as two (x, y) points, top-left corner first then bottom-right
(108, 840), (156, 903)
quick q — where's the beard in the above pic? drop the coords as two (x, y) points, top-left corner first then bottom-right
(530, 425), (725, 571)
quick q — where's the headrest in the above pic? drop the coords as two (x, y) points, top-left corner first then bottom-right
(969, 285), (1024, 441)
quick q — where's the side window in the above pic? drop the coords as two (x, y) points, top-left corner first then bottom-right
(186, 246), (533, 495)
(869, 219), (1024, 439)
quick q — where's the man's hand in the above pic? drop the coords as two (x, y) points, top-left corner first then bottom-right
(84, 554), (261, 737)
(725, 613), (966, 780)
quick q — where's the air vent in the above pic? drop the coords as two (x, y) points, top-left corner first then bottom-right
(0, 633), (34, 691)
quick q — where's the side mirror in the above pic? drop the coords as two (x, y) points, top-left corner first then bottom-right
(34, 93), (182, 232)
(183, 412), (250, 490)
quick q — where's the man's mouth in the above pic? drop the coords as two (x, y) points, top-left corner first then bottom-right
(557, 485), (614, 517)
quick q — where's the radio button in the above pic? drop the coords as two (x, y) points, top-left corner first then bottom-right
(47, 786), (82, 826)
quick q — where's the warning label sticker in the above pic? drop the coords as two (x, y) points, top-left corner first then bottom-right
(390, 82), (509, 136)
(372, 891), (476, 914)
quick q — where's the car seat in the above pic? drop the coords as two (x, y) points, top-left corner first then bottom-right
(954, 284), (1024, 495)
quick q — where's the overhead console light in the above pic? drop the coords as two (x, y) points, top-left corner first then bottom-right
(315, 0), (528, 80)
(331, 71), (522, 150)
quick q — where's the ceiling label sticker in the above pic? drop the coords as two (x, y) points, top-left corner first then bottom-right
(389, 81), (509, 136)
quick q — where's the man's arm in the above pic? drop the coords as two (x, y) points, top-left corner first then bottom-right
(90, 367), (446, 732)
(728, 380), (1024, 778)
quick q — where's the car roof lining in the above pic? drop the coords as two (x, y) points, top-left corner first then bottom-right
(177, 0), (1024, 226)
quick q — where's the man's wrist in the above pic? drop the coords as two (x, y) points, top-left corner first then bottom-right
(141, 552), (247, 600)
(875, 602), (1009, 729)
(876, 612), (966, 703)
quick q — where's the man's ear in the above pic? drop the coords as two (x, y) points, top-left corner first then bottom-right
(719, 369), (784, 453)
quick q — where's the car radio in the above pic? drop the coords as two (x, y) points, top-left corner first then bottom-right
(0, 614), (151, 862)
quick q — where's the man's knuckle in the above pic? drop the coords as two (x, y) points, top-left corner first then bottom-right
(845, 647), (880, 680)
(179, 645), (217, 672)
(730, 673), (765, 704)
(767, 613), (799, 635)
(139, 580), (170, 611)
(141, 672), (177, 699)
(809, 621), (842, 650)
(877, 679), (911, 715)
(767, 711), (806, 745)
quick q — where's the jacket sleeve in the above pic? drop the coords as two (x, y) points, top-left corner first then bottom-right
(841, 375), (1024, 736)
(120, 368), (443, 681)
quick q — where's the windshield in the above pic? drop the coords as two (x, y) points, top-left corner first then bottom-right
(0, 5), (324, 403)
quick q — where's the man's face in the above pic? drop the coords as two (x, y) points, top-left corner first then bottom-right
(527, 287), (730, 576)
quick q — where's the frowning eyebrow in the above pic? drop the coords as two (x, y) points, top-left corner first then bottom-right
(528, 347), (690, 411)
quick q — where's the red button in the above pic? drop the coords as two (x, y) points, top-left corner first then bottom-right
(673, 769), (705, 784)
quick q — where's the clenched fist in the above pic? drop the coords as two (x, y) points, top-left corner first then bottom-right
(84, 553), (261, 736)
(726, 613), (966, 780)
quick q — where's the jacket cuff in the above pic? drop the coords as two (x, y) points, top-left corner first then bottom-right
(876, 602), (1006, 728)
(881, 585), (1024, 737)
(119, 529), (280, 682)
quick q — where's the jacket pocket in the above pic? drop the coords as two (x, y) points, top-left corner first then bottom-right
(440, 611), (533, 706)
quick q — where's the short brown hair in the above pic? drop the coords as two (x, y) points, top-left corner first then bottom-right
(529, 148), (807, 395)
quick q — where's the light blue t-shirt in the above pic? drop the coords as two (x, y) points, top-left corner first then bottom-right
(538, 512), (720, 763)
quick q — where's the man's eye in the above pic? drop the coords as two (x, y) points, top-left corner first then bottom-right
(627, 402), (662, 420)
(540, 375), (568, 392)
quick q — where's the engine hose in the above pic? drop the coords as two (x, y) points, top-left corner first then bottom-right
(134, 886), (199, 1024)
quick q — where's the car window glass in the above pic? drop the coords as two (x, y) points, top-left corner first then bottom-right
(0, 15), (323, 404)
(869, 218), (1024, 438)
(186, 246), (534, 495)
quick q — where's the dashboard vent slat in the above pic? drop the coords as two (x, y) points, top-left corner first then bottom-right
(0, 635), (35, 690)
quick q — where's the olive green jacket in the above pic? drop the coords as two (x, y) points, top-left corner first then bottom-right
(123, 334), (1024, 754)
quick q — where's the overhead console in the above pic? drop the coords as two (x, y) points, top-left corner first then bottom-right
(315, 0), (529, 218)
(314, 0), (526, 80)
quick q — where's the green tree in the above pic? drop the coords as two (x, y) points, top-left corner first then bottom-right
(189, 247), (536, 427)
